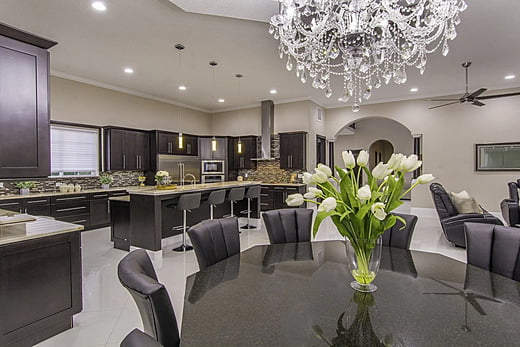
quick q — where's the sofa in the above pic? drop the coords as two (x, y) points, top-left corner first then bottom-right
(500, 180), (520, 227)
(429, 183), (503, 247)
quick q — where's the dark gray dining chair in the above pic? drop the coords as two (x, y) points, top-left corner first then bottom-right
(382, 213), (418, 249)
(121, 329), (163, 347)
(465, 223), (520, 281)
(188, 217), (241, 270)
(117, 250), (180, 347)
(262, 208), (313, 244)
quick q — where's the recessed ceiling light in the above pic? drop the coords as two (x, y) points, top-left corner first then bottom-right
(178, 85), (187, 91)
(410, 87), (418, 92)
(505, 74), (516, 80)
(91, 1), (106, 11)
(218, 99), (225, 103)
(270, 89), (277, 94)
(124, 67), (134, 74)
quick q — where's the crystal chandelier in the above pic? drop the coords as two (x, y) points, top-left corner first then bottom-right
(270, 0), (467, 111)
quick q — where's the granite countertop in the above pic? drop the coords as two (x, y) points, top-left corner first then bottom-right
(126, 181), (262, 196)
(0, 212), (83, 245)
(259, 182), (306, 187)
(0, 186), (133, 201)
(109, 195), (130, 202)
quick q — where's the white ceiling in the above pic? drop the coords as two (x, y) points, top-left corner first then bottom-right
(0, 0), (519, 112)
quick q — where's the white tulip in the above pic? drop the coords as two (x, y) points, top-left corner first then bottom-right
(302, 172), (313, 185)
(357, 185), (372, 202)
(357, 150), (369, 167)
(304, 187), (322, 199)
(312, 171), (328, 184)
(316, 164), (332, 177)
(400, 154), (422, 172)
(286, 193), (304, 206)
(371, 162), (392, 179)
(318, 197), (337, 212)
(417, 173), (435, 184)
(387, 153), (405, 171)
(371, 202), (387, 221)
(342, 150), (356, 169)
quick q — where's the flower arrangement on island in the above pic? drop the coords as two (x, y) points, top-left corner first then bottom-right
(155, 170), (170, 185)
(286, 150), (434, 292)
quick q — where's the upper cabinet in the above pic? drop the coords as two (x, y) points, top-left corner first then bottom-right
(231, 136), (257, 170)
(155, 131), (198, 156)
(199, 137), (227, 160)
(279, 132), (307, 170)
(0, 24), (57, 178)
(104, 128), (150, 171)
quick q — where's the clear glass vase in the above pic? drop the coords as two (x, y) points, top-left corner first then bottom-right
(345, 235), (382, 293)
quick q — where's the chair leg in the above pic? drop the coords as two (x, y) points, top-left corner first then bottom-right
(241, 198), (256, 229)
(173, 210), (193, 252)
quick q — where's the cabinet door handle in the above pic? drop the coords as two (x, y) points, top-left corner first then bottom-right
(0, 202), (22, 207)
(123, 154), (126, 169)
(93, 194), (109, 198)
(26, 199), (48, 204)
(56, 206), (87, 213)
(55, 196), (87, 202)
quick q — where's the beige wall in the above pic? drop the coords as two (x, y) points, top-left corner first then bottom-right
(50, 76), (212, 134)
(326, 90), (520, 211)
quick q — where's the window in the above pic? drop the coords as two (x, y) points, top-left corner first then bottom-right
(50, 124), (100, 177)
(476, 142), (520, 171)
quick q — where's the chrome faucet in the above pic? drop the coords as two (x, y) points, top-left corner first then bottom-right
(182, 173), (197, 185)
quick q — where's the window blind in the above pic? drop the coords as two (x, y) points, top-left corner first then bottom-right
(51, 125), (99, 176)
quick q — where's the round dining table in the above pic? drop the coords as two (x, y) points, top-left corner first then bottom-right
(181, 241), (520, 346)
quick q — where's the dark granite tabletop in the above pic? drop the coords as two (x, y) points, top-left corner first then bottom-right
(181, 241), (520, 346)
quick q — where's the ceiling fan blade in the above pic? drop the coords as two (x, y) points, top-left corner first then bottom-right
(478, 91), (520, 100)
(472, 100), (485, 107)
(424, 98), (459, 101)
(468, 88), (487, 99)
(429, 101), (460, 110)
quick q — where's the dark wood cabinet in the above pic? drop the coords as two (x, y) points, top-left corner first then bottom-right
(105, 128), (150, 171)
(231, 136), (257, 170)
(23, 197), (51, 216)
(51, 194), (90, 229)
(199, 137), (227, 160)
(155, 131), (198, 156)
(110, 198), (131, 251)
(89, 193), (110, 227)
(260, 185), (306, 211)
(280, 132), (307, 170)
(0, 27), (57, 178)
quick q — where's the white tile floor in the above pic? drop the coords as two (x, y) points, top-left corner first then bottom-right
(35, 203), (474, 347)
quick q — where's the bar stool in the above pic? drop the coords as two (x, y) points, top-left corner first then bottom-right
(240, 186), (261, 229)
(227, 187), (245, 219)
(168, 192), (201, 252)
(207, 189), (226, 220)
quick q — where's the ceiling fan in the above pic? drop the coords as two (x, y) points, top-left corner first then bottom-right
(427, 61), (520, 110)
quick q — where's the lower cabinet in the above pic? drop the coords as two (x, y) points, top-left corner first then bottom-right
(110, 198), (131, 251)
(260, 185), (306, 211)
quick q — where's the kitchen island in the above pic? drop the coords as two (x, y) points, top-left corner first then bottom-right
(0, 212), (83, 346)
(127, 181), (261, 252)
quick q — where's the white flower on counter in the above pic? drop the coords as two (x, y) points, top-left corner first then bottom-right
(371, 162), (392, 180)
(417, 173), (435, 184)
(371, 202), (387, 221)
(342, 150), (356, 169)
(356, 150), (369, 167)
(356, 185), (372, 203)
(304, 187), (322, 199)
(286, 193), (304, 206)
(312, 171), (328, 184)
(400, 154), (422, 172)
(316, 164), (332, 177)
(156, 170), (169, 177)
(386, 153), (405, 170)
(302, 172), (314, 185)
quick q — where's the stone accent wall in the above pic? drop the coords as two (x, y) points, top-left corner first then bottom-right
(242, 160), (302, 184)
(0, 171), (142, 195)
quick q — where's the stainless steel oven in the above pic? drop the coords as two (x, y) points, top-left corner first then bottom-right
(201, 175), (225, 184)
(201, 160), (225, 174)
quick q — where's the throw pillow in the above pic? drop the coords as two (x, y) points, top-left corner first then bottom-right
(449, 190), (483, 214)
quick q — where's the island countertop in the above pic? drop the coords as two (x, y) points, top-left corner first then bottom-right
(0, 186), (133, 201)
(126, 181), (262, 196)
(0, 212), (84, 246)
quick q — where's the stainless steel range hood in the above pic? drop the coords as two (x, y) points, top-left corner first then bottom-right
(252, 100), (275, 160)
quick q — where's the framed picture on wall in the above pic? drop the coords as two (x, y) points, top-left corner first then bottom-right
(475, 142), (520, 171)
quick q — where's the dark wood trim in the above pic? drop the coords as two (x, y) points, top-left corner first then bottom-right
(0, 22), (57, 49)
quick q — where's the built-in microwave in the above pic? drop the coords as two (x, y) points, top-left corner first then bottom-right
(201, 160), (225, 174)
(201, 174), (225, 184)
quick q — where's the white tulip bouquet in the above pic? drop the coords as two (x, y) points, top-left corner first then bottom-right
(286, 150), (434, 288)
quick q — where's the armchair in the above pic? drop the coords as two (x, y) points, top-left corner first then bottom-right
(429, 183), (503, 248)
(500, 181), (520, 227)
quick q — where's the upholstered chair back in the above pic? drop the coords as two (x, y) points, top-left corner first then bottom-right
(382, 213), (418, 249)
(188, 217), (241, 270)
(430, 183), (458, 220)
(118, 250), (180, 347)
(262, 208), (313, 244)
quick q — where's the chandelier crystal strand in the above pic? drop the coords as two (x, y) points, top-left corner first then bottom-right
(270, 0), (467, 111)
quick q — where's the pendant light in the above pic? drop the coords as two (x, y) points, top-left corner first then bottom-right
(235, 73), (243, 154)
(176, 44), (185, 149)
(210, 61), (218, 152)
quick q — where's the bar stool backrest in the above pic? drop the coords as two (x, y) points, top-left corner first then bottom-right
(177, 193), (201, 211)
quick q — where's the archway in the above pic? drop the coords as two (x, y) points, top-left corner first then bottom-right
(369, 140), (394, 170)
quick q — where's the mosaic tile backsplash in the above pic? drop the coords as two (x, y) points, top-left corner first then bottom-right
(0, 171), (142, 195)
(241, 160), (303, 184)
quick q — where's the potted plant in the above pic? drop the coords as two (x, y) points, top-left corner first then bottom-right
(99, 172), (114, 189)
(287, 151), (434, 293)
(155, 170), (170, 187)
(15, 181), (36, 195)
